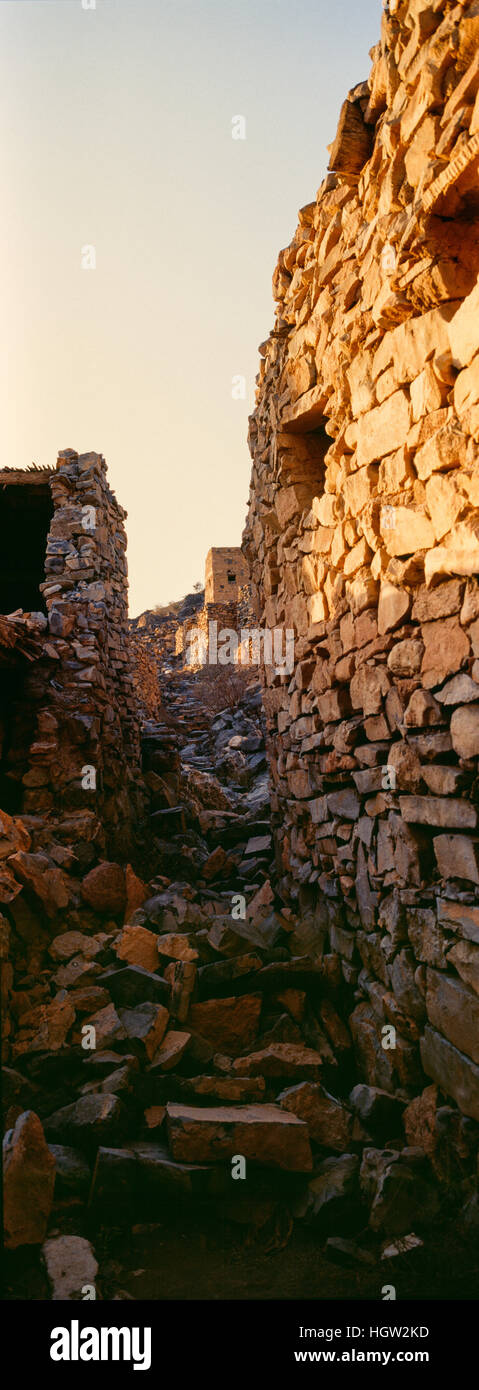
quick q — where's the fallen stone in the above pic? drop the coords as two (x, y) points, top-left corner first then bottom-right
(44, 1093), (128, 1152)
(421, 1025), (479, 1121)
(118, 1002), (169, 1059)
(233, 1042), (324, 1080)
(360, 1147), (439, 1235)
(150, 1030), (191, 1071)
(278, 1082), (352, 1151)
(187, 994), (262, 1053)
(81, 862), (126, 916)
(115, 925), (160, 972)
(426, 968), (479, 1064)
(166, 1102), (313, 1171)
(4, 1110), (56, 1249)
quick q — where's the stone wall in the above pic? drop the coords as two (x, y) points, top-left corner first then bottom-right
(243, 0), (479, 1123)
(0, 450), (144, 860)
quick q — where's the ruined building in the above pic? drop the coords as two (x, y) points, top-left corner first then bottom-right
(0, 450), (144, 860)
(244, 0), (479, 1123)
(176, 546), (253, 666)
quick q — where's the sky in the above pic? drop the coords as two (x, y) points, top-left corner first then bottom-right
(0, 0), (383, 616)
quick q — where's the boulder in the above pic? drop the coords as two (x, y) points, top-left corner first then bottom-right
(4, 1111), (56, 1249)
(81, 862), (126, 916)
(166, 1102), (313, 1171)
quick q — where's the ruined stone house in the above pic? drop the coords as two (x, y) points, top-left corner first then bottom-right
(243, 0), (479, 1123)
(0, 450), (143, 860)
(177, 546), (254, 666)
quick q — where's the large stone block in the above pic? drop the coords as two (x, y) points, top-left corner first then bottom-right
(425, 968), (479, 1064)
(356, 391), (410, 468)
(166, 1103), (313, 1171)
(421, 1026), (479, 1121)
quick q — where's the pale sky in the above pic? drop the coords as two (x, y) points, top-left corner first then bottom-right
(0, 0), (382, 616)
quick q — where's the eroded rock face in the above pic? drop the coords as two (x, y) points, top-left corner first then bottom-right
(243, 0), (479, 1129)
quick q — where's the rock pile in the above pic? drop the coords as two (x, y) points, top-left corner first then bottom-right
(3, 658), (477, 1297)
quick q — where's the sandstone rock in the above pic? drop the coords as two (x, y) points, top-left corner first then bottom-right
(278, 1082), (352, 1151)
(156, 933), (199, 962)
(414, 420), (468, 481)
(12, 996), (76, 1058)
(166, 1102), (313, 1171)
(49, 931), (105, 962)
(447, 940), (479, 996)
(388, 639), (424, 676)
(378, 582), (411, 634)
(82, 1002), (126, 1049)
(434, 834), (479, 884)
(403, 1086), (438, 1158)
(421, 617), (470, 688)
(44, 1093), (128, 1152)
(118, 1002), (169, 1059)
(436, 674), (479, 705)
(412, 580), (463, 623)
(187, 995), (261, 1053)
(403, 689), (442, 727)
(407, 908), (448, 969)
(426, 968), (479, 1064)
(400, 794), (477, 830)
(0, 810), (31, 859)
(357, 391), (410, 468)
(115, 924), (160, 972)
(380, 506), (434, 556)
(233, 1042), (324, 1080)
(350, 664), (390, 715)
(421, 1025), (479, 1121)
(7, 852), (70, 918)
(81, 862), (126, 916)
(437, 898), (479, 943)
(387, 741), (422, 792)
(124, 863), (149, 922)
(150, 1029), (191, 1071)
(449, 277), (479, 368)
(4, 1111), (56, 1249)
(450, 703), (479, 757)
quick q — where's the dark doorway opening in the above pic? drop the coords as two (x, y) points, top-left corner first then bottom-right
(0, 479), (53, 615)
(0, 666), (27, 812)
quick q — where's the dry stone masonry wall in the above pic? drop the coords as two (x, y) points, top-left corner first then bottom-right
(243, 0), (479, 1125)
(0, 450), (144, 861)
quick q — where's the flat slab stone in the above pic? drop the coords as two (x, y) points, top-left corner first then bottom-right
(166, 1102), (313, 1171)
(421, 1025), (479, 1121)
